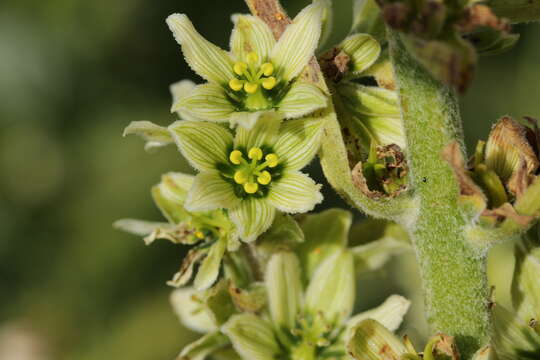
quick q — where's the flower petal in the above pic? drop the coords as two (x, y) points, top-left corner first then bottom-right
(172, 83), (235, 122)
(166, 14), (235, 85)
(170, 287), (216, 332)
(278, 82), (327, 119)
(222, 314), (281, 360)
(178, 332), (230, 360)
(230, 110), (279, 130)
(185, 172), (240, 212)
(274, 117), (324, 171)
(265, 252), (303, 330)
(270, 1), (325, 81)
(229, 198), (275, 242)
(194, 236), (228, 290)
(170, 79), (196, 114)
(305, 250), (355, 324)
(151, 172), (194, 223)
(346, 295), (411, 334)
(318, 0), (333, 51)
(268, 171), (323, 213)
(123, 121), (174, 152)
(169, 120), (232, 172)
(230, 14), (276, 63)
(347, 319), (408, 360)
(234, 112), (281, 149)
(340, 33), (381, 75)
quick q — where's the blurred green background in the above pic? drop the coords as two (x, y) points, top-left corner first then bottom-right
(0, 0), (538, 359)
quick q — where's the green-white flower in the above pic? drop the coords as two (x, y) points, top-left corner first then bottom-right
(114, 172), (238, 290)
(166, 1), (328, 129)
(222, 251), (410, 360)
(169, 117), (324, 242)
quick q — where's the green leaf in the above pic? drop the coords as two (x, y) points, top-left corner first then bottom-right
(152, 172), (194, 224)
(347, 319), (408, 360)
(278, 82), (327, 119)
(173, 83), (235, 122)
(166, 14), (235, 85)
(170, 287), (216, 333)
(222, 314), (281, 360)
(234, 112), (281, 150)
(185, 172), (240, 212)
(268, 171), (323, 213)
(229, 198), (276, 242)
(340, 34), (381, 75)
(270, 0), (325, 81)
(122, 121), (174, 152)
(297, 208), (351, 279)
(169, 121), (233, 172)
(274, 117), (324, 171)
(265, 252), (303, 330)
(194, 237), (228, 290)
(305, 250), (355, 325)
(230, 14), (276, 63)
(178, 332), (230, 360)
(346, 295), (410, 334)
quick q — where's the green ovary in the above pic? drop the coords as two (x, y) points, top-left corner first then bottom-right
(228, 52), (278, 111)
(228, 147), (279, 195)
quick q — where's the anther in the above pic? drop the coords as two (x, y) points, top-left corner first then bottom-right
(244, 182), (259, 194)
(257, 171), (272, 185)
(261, 63), (274, 76)
(248, 147), (263, 160)
(229, 78), (244, 92)
(229, 150), (243, 165)
(246, 52), (258, 64)
(244, 82), (258, 94)
(265, 153), (279, 167)
(262, 76), (277, 90)
(233, 62), (247, 76)
(234, 170), (249, 184)
(195, 231), (205, 239)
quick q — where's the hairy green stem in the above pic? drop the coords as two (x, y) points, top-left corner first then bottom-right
(388, 30), (491, 358)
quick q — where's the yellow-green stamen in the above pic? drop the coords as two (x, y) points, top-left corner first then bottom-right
(228, 147), (280, 194)
(228, 52), (278, 95)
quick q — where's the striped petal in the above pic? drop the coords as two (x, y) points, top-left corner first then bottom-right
(274, 117), (324, 171)
(178, 332), (229, 360)
(265, 252), (303, 330)
(172, 83), (234, 122)
(170, 287), (216, 333)
(169, 121), (232, 172)
(185, 172), (240, 212)
(222, 314), (281, 360)
(230, 14), (276, 63)
(268, 171), (323, 213)
(166, 14), (235, 85)
(305, 250), (355, 325)
(346, 295), (411, 334)
(278, 82), (327, 119)
(194, 236), (228, 290)
(270, 1), (325, 81)
(234, 111), (281, 149)
(229, 198), (275, 242)
(122, 121), (174, 152)
(152, 172), (194, 223)
(340, 33), (381, 75)
(347, 319), (408, 360)
(230, 110), (275, 129)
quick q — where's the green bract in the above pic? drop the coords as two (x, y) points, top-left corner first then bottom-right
(114, 172), (238, 290)
(166, 1), (328, 129)
(169, 116), (324, 242)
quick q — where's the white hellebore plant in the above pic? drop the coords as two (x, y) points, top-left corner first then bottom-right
(169, 116), (324, 242)
(166, 1), (328, 128)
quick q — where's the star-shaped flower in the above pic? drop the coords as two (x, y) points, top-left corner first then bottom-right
(166, 1), (328, 129)
(169, 115), (324, 242)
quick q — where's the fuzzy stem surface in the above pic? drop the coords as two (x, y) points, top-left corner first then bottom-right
(388, 30), (491, 358)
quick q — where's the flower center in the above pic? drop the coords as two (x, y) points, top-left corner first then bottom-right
(228, 147), (279, 195)
(228, 52), (278, 111)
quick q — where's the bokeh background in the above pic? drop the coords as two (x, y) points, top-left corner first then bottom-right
(0, 0), (538, 359)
